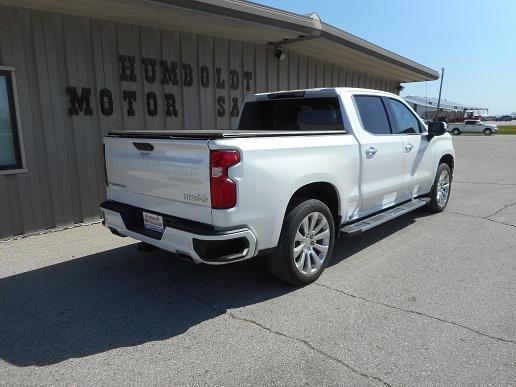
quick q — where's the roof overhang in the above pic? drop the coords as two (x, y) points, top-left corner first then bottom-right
(5, 0), (439, 83)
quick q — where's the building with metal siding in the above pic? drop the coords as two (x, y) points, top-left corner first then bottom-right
(0, 0), (438, 239)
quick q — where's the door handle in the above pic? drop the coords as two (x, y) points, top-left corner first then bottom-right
(365, 146), (378, 156)
(405, 143), (414, 152)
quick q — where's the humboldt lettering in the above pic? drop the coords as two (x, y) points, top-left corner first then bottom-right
(66, 54), (253, 119)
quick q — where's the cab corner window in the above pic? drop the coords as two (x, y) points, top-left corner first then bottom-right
(388, 98), (423, 134)
(354, 95), (391, 135)
(0, 68), (23, 171)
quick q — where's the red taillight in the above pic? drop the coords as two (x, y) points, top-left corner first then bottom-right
(210, 149), (240, 209)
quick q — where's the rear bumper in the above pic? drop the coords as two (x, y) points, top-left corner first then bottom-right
(100, 201), (257, 264)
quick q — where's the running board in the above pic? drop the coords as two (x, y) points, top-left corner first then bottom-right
(341, 198), (430, 236)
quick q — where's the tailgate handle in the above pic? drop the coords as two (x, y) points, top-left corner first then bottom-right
(133, 142), (154, 152)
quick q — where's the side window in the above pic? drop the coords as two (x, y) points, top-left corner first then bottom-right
(354, 95), (391, 135)
(387, 98), (422, 134)
(0, 68), (23, 171)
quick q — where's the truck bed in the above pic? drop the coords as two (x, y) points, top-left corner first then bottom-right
(107, 129), (347, 139)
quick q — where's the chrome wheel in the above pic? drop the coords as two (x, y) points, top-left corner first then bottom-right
(293, 212), (330, 275)
(436, 169), (450, 207)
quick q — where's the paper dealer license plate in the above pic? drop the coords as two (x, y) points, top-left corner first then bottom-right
(143, 212), (164, 233)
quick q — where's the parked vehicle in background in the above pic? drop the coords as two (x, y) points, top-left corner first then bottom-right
(101, 87), (455, 285)
(449, 120), (498, 135)
(496, 115), (513, 122)
(484, 116), (497, 121)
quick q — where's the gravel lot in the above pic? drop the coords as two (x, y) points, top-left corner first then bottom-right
(1, 135), (515, 386)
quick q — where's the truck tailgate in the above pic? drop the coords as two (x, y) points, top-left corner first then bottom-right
(104, 136), (212, 224)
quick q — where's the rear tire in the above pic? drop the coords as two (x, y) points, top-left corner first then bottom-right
(266, 199), (335, 286)
(483, 128), (492, 135)
(426, 163), (452, 213)
(452, 128), (461, 135)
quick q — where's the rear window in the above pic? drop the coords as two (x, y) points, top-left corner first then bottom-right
(238, 97), (344, 131)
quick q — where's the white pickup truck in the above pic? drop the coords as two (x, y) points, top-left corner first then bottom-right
(449, 120), (498, 135)
(101, 88), (455, 285)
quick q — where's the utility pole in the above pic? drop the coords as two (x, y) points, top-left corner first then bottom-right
(435, 67), (445, 121)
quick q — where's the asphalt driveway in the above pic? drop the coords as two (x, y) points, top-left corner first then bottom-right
(1, 135), (515, 386)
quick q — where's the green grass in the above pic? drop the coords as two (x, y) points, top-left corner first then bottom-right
(498, 125), (516, 135)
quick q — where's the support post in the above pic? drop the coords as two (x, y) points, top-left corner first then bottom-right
(435, 67), (445, 121)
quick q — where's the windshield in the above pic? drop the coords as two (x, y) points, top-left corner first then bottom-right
(238, 97), (344, 131)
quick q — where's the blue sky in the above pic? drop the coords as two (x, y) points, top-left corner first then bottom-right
(256, 0), (516, 115)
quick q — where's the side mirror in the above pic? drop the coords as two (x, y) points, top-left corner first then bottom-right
(427, 121), (447, 136)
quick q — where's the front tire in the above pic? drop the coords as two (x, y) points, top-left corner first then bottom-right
(266, 199), (335, 286)
(426, 163), (452, 212)
(452, 128), (461, 135)
(483, 128), (492, 135)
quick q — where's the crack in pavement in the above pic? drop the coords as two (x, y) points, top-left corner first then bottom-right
(444, 210), (516, 228)
(170, 285), (391, 387)
(454, 180), (516, 187)
(483, 201), (516, 220)
(315, 283), (516, 346)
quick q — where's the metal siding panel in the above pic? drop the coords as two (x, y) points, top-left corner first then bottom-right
(63, 15), (100, 222)
(229, 40), (242, 128)
(98, 22), (121, 133)
(0, 8), (25, 236)
(324, 63), (332, 87)
(339, 67), (347, 86)
(332, 65), (339, 86)
(68, 18), (104, 222)
(307, 57), (316, 88)
(278, 48), (289, 91)
(363, 74), (370, 88)
(316, 60), (324, 87)
(352, 71), (359, 87)
(161, 30), (183, 130)
(380, 79), (387, 91)
(31, 12), (66, 227)
(267, 45), (278, 91)
(288, 51), (298, 90)
(180, 32), (200, 130)
(0, 178), (13, 237)
(75, 18), (105, 221)
(90, 20), (109, 201)
(117, 24), (144, 130)
(346, 68), (353, 86)
(18, 8), (55, 231)
(242, 42), (256, 98)
(214, 38), (229, 129)
(298, 54), (307, 89)
(255, 44), (267, 93)
(6, 7), (46, 232)
(140, 27), (163, 130)
(198, 35), (216, 129)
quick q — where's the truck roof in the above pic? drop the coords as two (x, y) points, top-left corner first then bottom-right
(249, 87), (398, 102)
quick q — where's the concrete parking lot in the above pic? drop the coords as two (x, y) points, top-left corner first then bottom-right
(1, 136), (515, 386)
